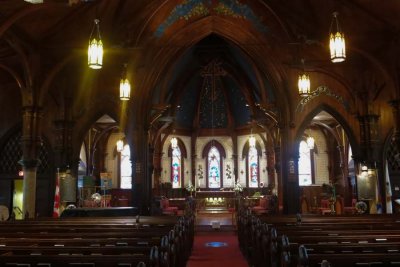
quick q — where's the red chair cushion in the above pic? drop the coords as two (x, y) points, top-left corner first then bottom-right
(161, 199), (169, 209)
(260, 198), (268, 208)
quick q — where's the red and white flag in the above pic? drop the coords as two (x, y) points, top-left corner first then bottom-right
(385, 160), (393, 214)
(53, 169), (60, 218)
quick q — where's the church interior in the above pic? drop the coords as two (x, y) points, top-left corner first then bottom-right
(0, 0), (400, 266)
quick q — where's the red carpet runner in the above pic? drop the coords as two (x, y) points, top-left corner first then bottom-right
(186, 232), (248, 267)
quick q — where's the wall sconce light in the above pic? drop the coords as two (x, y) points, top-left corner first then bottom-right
(116, 139), (124, 152)
(88, 19), (103, 69)
(306, 136), (315, 150)
(361, 165), (368, 173)
(170, 137), (178, 149)
(249, 135), (256, 148)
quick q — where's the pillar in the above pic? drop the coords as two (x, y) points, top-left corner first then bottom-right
(53, 119), (74, 169)
(20, 159), (40, 219)
(19, 106), (42, 219)
(389, 100), (400, 151)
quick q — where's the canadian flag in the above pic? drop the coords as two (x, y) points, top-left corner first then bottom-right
(53, 170), (60, 218)
(385, 160), (393, 214)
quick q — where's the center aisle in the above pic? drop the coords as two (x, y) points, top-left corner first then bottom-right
(186, 232), (249, 267)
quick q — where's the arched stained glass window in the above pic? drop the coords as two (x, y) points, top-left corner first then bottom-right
(171, 146), (182, 188)
(120, 144), (132, 189)
(299, 140), (312, 186)
(208, 146), (221, 188)
(248, 146), (259, 188)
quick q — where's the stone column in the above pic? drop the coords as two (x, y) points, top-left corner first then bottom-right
(19, 106), (42, 219)
(389, 100), (400, 151)
(152, 148), (163, 195)
(358, 114), (380, 164)
(232, 154), (238, 183)
(274, 146), (283, 212)
(20, 159), (40, 219)
(285, 151), (300, 214)
(266, 149), (275, 187)
(53, 119), (74, 169)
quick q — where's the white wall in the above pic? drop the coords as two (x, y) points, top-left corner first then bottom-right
(159, 134), (270, 189)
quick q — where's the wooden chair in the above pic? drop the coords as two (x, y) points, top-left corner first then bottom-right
(300, 196), (309, 214)
(318, 199), (331, 215)
(251, 197), (269, 215)
(344, 198), (357, 214)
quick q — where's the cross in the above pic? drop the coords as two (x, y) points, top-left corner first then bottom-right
(201, 59), (226, 101)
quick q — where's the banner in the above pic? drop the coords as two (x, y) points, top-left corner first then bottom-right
(385, 160), (393, 214)
(53, 169), (60, 218)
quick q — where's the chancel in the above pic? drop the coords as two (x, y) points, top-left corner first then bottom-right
(0, 1), (400, 266)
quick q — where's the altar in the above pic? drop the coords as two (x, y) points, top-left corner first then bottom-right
(195, 190), (235, 199)
(195, 190), (236, 211)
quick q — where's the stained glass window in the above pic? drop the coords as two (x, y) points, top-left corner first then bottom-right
(208, 146), (221, 188)
(120, 144), (132, 189)
(171, 146), (181, 188)
(298, 140), (312, 186)
(248, 146), (259, 188)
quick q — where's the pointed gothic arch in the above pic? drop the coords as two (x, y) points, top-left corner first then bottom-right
(202, 140), (226, 189)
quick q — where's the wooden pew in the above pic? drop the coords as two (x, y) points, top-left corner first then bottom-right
(236, 210), (400, 267)
(0, 214), (195, 267)
(297, 244), (400, 267)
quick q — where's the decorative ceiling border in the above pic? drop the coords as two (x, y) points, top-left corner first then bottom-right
(295, 85), (350, 113)
(154, 0), (268, 37)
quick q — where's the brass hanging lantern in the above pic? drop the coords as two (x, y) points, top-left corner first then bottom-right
(88, 19), (103, 69)
(298, 73), (310, 97)
(119, 64), (130, 100)
(329, 12), (346, 63)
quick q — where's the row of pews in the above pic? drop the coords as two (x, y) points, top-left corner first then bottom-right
(237, 209), (400, 267)
(0, 213), (195, 267)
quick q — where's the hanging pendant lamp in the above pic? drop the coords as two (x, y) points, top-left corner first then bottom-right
(88, 19), (103, 69)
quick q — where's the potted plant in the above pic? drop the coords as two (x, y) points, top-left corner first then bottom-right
(322, 181), (338, 214)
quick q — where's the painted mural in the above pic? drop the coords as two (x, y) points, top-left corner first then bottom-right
(155, 0), (268, 37)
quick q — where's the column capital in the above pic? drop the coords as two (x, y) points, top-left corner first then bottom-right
(18, 159), (40, 169)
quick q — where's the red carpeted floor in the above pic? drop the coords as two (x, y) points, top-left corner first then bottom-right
(186, 232), (249, 267)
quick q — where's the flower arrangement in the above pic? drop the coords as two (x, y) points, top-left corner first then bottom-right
(185, 183), (195, 192)
(233, 181), (243, 193)
(355, 201), (367, 214)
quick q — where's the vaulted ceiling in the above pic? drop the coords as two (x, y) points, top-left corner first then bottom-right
(0, 0), (398, 135)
